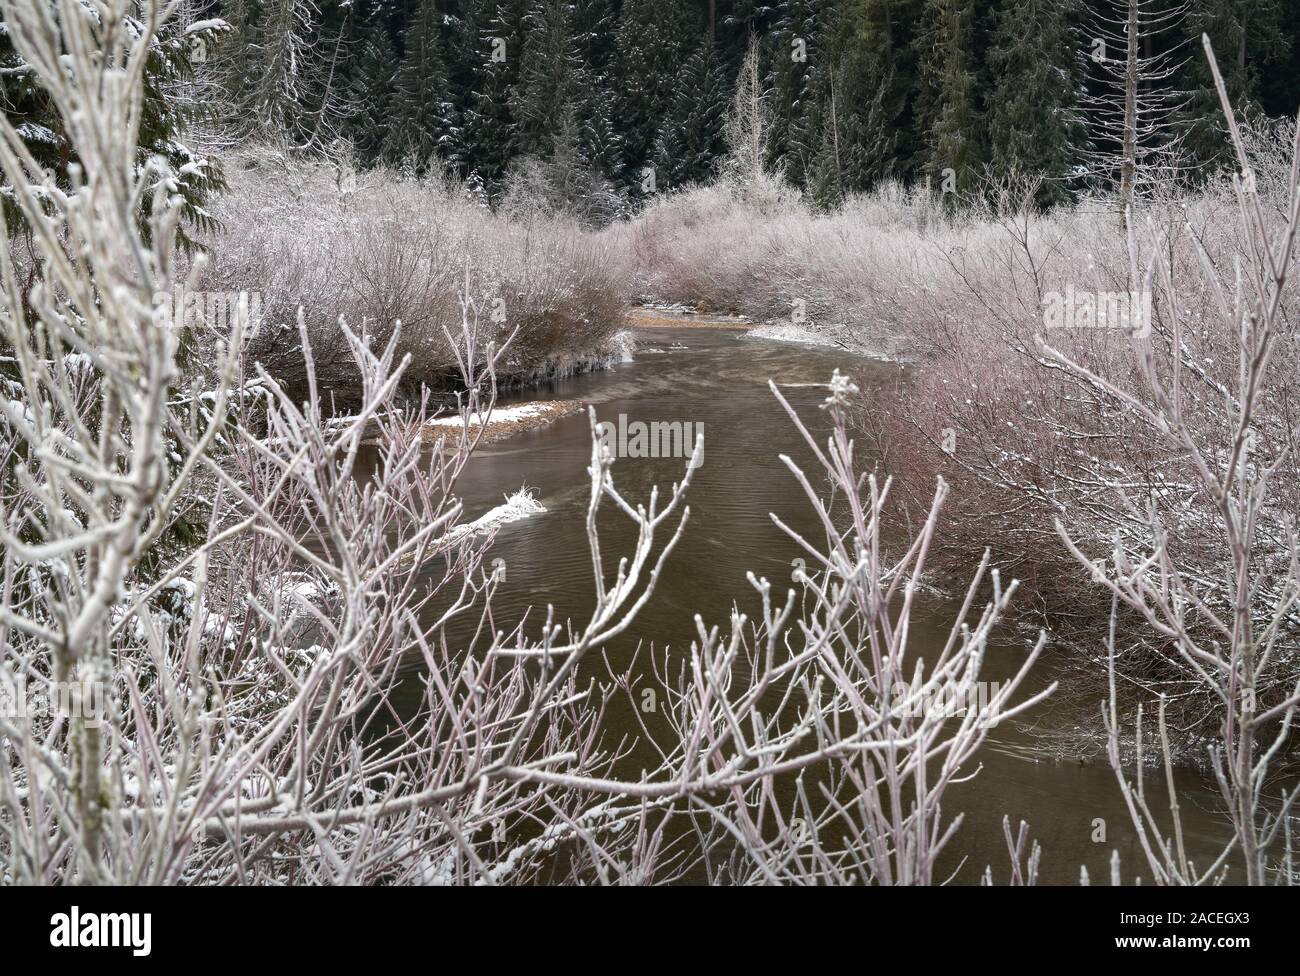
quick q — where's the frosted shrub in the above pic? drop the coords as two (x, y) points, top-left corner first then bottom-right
(1, 0), (1051, 887)
(203, 150), (631, 402)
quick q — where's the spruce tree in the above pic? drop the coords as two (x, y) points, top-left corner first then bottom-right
(1180, 0), (1288, 169)
(987, 0), (1088, 206)
(459, 0), (528, 189)
(653, 43), (730, 189)
(915, 0), (985, 198)
(508, 0), (586, 158)
(443, 0), (489, 175)
(346, 18), (399, 166)
(613, 0), (698, 195)
(807, 0), (919, 203)
(384, 0), (455, 168)
(572, 0), (623, 182)
(0, 10), (227, 249)
(766, 0), (829, 185)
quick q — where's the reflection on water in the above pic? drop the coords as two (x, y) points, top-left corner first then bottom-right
(397, 325), (1235, 885)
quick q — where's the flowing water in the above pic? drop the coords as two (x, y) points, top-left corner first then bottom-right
(399, 323), (1235, 884)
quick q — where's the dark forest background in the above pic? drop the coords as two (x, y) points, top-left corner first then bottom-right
(5, 1), (1300, 217)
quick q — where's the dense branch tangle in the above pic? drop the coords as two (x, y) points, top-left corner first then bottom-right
(0, 0), (1051, 885)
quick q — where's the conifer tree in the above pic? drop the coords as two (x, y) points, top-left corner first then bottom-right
(441, 0), (488, 175)
(572, 0), (623, 181)
(384, 0), (454, 168)
(613, 0), (697, 194)
(508, 0), (586, 158)
(459, 0), (528, 189)
(807, 0), (920, 203)
(766, 0), (829, 185)
(987, 0), (1088, 206)
(0, 9), (227, 248)
(915, 0), (984, 198)
(345, 18), (398, 165)
(1180, 0), (1288, 168)
(221, 0), (324, 140)
(654, 43), (730, 188)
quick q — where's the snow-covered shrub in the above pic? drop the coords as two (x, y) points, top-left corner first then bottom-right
(609, 176), (956, 356)
(618, 103), (1300, 752)
(1, 0), (1052, 887)
(201, 150), (630, 404)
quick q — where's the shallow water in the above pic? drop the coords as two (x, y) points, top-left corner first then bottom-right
(400, 325), (1236, 884)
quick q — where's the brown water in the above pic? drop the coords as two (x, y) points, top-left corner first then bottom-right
(400, 324), (1236, 884)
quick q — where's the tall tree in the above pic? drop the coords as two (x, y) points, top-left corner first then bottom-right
(765, 0), (833, 185)
(384, 0), (454, 168)
(459, 0), (528, 188)
(654, 42), (730, 189)
(916, 0), (985, 197)
(1082, 0), (1192, 208)
(220, 0), (325, 140)
(723, 37), (775, 189)
(1180, 0), (1289, 168)
(613, 0), (697, 194)
(807, 0), (921, 203)
(987, 0), (1088, 206)
(344, 15), (397, 165)
(508, 0), (586, 158)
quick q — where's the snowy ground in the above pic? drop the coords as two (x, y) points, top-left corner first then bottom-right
(744, 321), (842, 347)
(625, 305), (751, 329)
(423, 399), (585, 444)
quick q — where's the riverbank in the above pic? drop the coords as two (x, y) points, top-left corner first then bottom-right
(203, 150), (631, 405)
(625, 304), (750, 329)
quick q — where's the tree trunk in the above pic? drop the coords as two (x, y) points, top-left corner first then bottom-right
(1119, 0), (1138, 213)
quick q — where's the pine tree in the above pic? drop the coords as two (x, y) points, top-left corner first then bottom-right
(459, 0), (528, 189)
(0, 10), (227, 250)
(508, 0), (586, 158)
(653, 43), (730, 188)
(443, 0), (489, 175)
(613, 0), (698, 194)
(916, 0), (985, 198)
(1180, 0), (1288, 169)
(766, 0), (829, 185)
(384, 0), (455, 168)
(346, 17), (398, 165)
(807, 0), (921, 204)
(987, 0), (1088, 206)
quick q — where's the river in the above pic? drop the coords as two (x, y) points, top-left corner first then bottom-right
(397, 322), (1236, 885)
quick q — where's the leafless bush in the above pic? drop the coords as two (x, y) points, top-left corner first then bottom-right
(612, 177), (990, 357)
(1045, 42), (1300, 884)
(202, 149), (630, 404)
(0, 0), (1055, 886)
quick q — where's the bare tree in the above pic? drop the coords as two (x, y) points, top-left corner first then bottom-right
(723, 36), (774, 192)
(1084, 0), (1193, 210)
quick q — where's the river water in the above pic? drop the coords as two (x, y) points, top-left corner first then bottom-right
(405, 323), (1235, 885)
